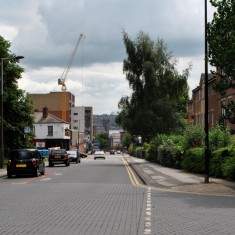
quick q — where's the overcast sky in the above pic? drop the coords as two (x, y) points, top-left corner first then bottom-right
(1, 0), (215, 114)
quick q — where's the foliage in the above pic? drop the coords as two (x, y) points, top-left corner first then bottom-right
(116, 31), (190, 140)
(207, 0), (235, 117)
(222, 156), (235, 180)
(121, 132), (132, 148)
(209, 126), (232, 152)
(181, 147), (204, 174)
(145, 134), (168, 162)
(183, 125), (205, 149)
(210, 146), (231, 177)
(208, 0), (235, 79)
(93, 133), (110, 150)
(0, 36), (35, 154)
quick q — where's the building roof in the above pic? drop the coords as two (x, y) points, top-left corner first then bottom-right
(34, 112), (68, 124)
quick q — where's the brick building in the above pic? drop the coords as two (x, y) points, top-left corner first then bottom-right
(188, 70), (235, 132)
(30, 92), (75, 123)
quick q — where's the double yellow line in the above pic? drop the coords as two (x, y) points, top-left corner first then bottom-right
(122, 156), (140, 187)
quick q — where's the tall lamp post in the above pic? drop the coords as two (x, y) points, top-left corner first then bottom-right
(0, 56), (24, 168)
(204, 0), (210, 183)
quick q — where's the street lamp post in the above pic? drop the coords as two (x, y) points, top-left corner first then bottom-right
(0, 56), (24, 168)
(204, 0), (210, 183)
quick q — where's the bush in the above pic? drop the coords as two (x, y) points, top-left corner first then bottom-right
(209, 126), (231, 152)
(210, 147), (230, 177)
(181, 147), (204, 173)
(145, 134), (168, 163)
(222, 157), (235, 180)
(158, 135), (184, 168)
(136, 147), (145, 158)
(184, 126), (205, 149)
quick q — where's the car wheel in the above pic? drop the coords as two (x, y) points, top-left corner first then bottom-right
(34, 168), (39, 177)
(66, 161), (70, 167)
(49, 162), (54, 167)
(41, 167), (45, 175)
(7, 172), (12, 178)
(94, 158), (96, 160)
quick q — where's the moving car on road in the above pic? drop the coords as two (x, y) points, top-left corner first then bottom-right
(94, 150), (106, 160)
(67, 150), (81, 164)
(7, 149), (45, 178)
(48, 149), (70, 167)
(110, 149), (115, 155)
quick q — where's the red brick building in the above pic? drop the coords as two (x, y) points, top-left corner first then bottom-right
(30, 92), (75, 123)
(188, 69), (235, 132)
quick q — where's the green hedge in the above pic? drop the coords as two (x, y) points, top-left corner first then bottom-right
(181, 147), (204, 174)
(222, 157), (235, 180)
(210, 147), (230, 177)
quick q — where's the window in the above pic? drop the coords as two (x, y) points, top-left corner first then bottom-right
(48, 126), (53, 136)
(74, 113), (78, 115)
(211, 111), (214, 126)
(220, 101), (226, 128)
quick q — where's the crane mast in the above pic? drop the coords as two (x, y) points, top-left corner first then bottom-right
(58, 33), (85, 121)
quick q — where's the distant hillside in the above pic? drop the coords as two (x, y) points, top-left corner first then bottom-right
(93, 114), (122, 130)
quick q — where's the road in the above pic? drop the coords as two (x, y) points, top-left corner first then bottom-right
(0, 154), (235, 235)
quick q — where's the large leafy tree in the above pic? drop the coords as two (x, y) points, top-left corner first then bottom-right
(0, 36), (34, 155)
(207, 0), (235, 121)
(116, 31), (190, 141)
(94, 133), (110, 150)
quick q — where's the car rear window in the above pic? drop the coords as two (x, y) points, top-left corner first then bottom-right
(51, 150), (66, 154)
(10, 150), (32, 160)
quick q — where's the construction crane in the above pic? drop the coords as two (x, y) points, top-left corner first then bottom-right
(58, 33), (85, 121)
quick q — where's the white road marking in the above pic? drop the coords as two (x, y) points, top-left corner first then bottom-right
(144, 187), (152, 234)
(40, 178), (51, 181)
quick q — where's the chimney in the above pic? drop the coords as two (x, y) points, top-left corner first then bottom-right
(42, 106), (48, 118)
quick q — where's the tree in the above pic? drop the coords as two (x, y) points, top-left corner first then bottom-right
(121, 132), (132, 149)
(207, 0), (235, 94)
(94, 133), (110, 150)
(0, 36), (35, 155)
(116, 31), (190, 141)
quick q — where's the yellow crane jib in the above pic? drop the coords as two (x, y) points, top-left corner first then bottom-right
(58, 33), (85, 121)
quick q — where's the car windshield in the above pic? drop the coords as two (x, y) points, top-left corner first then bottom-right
(10, 150), (32, 160)
(95, 151), (104, 155)
(51, 150), (66, 154)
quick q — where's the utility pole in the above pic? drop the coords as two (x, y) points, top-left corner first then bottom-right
(204, 0), (210, 183)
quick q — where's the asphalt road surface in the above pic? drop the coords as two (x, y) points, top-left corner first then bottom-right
(0, 154), (234, 235)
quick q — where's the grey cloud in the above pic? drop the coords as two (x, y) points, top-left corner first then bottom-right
(9, 0), (207, 70)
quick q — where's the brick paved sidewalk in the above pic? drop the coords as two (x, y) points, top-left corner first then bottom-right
(123, 154), (235, 196)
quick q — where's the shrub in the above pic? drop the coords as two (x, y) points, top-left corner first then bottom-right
(210, 147), (230, 177)
(145, 134), (168, 163)
(209, 126), (232, 152)
(158, 135), (185, 168)
(181, 147), (204, 173)
(222, 157), (235, 180)
(136, 147), (145, 158)
(184, 126), (205, 149)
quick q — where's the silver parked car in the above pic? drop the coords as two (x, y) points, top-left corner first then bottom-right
(67, 150), (81, 164)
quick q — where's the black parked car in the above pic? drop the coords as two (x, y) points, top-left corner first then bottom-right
(7, 149), (45, 178)
(48, 149), (70, 167)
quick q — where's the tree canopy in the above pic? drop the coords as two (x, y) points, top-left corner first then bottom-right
(208, 0), (235, 93)
(94, 132), (110, 150)
(116, 31), (190, 141)
(0, 36), (34, 154)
